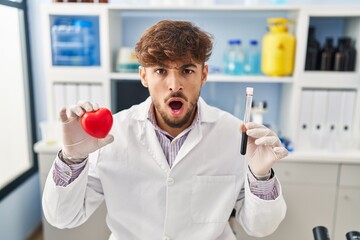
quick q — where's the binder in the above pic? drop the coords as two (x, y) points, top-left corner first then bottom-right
(64, 83), (78, 106)
(65, 84), (78, 115)
(90, 84), (104, 107)
(338, 90), (356, 149)
(310, 90), (328, 150)
(297, 90), (314, 150)
(324, 90), (343, 151)
(77, 83), (91, 102)
(53, 83), (66, 118)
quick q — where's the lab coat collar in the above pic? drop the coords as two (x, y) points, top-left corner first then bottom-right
(133, 96), (219, 172)
(130, 96), (219, 123)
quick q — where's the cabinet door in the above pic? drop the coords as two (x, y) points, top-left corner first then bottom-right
(334, 164), (360, 240)
(334, 188), (360, 240)
(232, 162), (338, 240)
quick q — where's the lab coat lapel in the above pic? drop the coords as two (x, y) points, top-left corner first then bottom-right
(172, 97), (218, 168)
(139, 120), (170, 174)
(172, 123), (203, 168)
(133, 97), (170, 174)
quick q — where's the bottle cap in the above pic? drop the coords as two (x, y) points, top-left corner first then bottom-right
(246, 87), (253, 95)
(228, 39), (241, 45)
(250, 40), (258, 45)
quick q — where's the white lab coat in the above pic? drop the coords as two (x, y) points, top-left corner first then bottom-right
(42, 97), (286, 240)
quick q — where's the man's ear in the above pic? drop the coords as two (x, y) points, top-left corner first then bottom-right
(139, 66), (148, 88)
(201, 64), (208, 86)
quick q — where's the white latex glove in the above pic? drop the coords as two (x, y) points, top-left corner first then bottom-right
(60, 100), (114, 162)
(244, 122), (288, 177)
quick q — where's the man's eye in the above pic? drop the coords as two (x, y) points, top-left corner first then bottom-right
(183, 69), (194, 74)
(155, 69), (166, 74)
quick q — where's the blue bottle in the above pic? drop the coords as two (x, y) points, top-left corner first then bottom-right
(244, 40), (261, 75)
(223, 39), (245, 75)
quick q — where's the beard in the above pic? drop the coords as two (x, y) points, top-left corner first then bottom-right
(153, 92), (199, 129)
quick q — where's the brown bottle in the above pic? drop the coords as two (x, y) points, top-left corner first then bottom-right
(320, 37), (335, 71)
(345, 38), (357, 71)
(305, 27), (320, 71)
(334, 38), (346, 71)
(334, 37), (356, 72)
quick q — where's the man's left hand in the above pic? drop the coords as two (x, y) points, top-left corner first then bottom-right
(243, 122), (288, 177)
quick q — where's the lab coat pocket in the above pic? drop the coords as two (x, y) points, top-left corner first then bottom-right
(191, 175), (236, 223)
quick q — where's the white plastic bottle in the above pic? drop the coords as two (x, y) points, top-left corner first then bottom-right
(244, 40), (261, 75)
(223, 39), (245, 75)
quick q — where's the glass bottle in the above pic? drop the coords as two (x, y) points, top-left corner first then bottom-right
(344, 38), (357, 71)
(244, 40), (261, 75)
(223, 39), (245, 75)
(305, 26), (320, 71)
(334, 38), (345, 71)
(320, 37), (335, 71)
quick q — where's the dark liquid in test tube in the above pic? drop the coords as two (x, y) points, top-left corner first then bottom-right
(240, 87), (253, 155)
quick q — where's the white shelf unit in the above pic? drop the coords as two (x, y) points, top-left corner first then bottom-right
(41, 3), (360, 154)
(40, 4), (360, 240)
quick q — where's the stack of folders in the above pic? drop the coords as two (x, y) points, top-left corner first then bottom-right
(53, 83), (104, 118)
(297, 89), (356, 151)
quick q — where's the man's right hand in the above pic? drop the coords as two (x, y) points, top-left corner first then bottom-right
(60, 100), (114, 163)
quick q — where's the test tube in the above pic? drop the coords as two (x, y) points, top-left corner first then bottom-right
(240, 87), (253, 155)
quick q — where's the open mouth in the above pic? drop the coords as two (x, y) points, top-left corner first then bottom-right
(169, 101), (183, 111)
(167, 98), (185, 115)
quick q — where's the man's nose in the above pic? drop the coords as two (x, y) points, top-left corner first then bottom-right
(167, 72), (183, 92)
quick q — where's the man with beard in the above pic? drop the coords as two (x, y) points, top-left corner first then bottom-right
(43, 20), (288, 240)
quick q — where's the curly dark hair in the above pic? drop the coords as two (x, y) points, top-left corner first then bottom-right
(135, 20), (213, 67)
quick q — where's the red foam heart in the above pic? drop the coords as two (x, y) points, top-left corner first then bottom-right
(81, 108), (113, 138)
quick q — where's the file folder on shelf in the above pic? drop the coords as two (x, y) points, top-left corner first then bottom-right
(324, 90), (342, 151)
(296, 90), (314, 150)
(53, 83), (66, 117)
(78, 83), (91, 102)
(310, 90), (328, 150)
(338, 90), (356, 149)
(64, 84), (77, 115)
(90, 84), (104, 107)
(52, 82), (104, 118)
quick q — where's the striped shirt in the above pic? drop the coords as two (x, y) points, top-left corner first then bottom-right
(53, 103), (278, 200)
(147, 103), (198, 168)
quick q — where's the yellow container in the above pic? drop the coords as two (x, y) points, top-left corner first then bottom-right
(261, 18), (296, 76)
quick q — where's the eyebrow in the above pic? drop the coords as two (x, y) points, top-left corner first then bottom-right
(159, 63), (198, 69)
(178, 63), (197, 69)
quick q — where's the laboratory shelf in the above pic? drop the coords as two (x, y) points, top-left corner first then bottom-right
(107, 4), (301, 12)
(207, 74), (293, 83)
(49, 67), (106, 83)
(109, 72), (293, 83)
(299, 72), (360, 89)
(284, 150), (360, 164)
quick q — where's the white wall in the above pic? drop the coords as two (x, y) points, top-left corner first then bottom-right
(0, 0), (49, 239)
